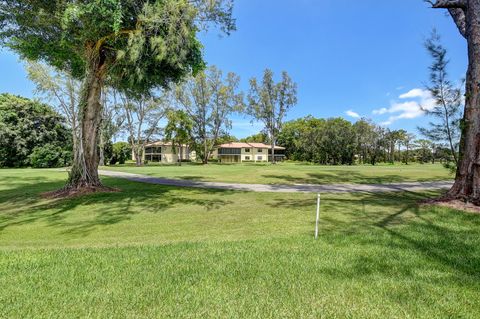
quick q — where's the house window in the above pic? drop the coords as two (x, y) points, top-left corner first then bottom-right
(245, 156), (250, 160)
(257, 149), (263, 152)
(257, 156), (263, 161)
(245, 148), (250, 152)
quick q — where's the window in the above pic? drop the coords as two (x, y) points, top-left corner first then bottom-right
(257, 149), (263, 153)
(218, 148), (241, 155)
(245, 156), (250, 160)
(245, 148), (250, 152)
(257, 156), (263, 161)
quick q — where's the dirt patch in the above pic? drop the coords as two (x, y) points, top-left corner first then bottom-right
(421, 198), (480, 214)
(41, 186), (120, 199)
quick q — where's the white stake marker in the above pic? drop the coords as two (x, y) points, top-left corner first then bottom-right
(315, 193), (320, 240)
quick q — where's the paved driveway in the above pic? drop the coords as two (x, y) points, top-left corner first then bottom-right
(99, 170), (453, 193)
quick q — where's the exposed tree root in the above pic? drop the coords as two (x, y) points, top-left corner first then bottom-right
(41, 185), (120, 199)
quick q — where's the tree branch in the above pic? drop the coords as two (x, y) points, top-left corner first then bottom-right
(426, 1), (468, 38)
(448, 8), (468, 38)
(427, 0), (467, 8)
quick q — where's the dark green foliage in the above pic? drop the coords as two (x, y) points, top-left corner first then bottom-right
(29, 144), (72, 168)
(1, 0), (236, 187)
(278, 116), (356, 165)
(240, 132), (268, 143)
(103, 140), (114, 164)
(110, 141), (131, 165)
(0, 0), (234, 94)
(0, 93), (71, 167)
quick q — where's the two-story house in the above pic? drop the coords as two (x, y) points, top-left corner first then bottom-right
(212, 142), (286, 163)
(132, 141), (196, 164)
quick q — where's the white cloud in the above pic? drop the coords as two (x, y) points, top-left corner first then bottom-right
(399, 88), (430, 99)
(345, 110), (360, 118)
(373, 107), (388, 115)
(373, 88), (436, 126)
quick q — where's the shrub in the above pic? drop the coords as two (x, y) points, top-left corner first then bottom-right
(29, 144), (72, 168)
(109, 142), (131, 165)
(0, 93), (72, 167)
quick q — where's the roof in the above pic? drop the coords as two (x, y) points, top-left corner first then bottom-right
(145, 141), (188, 147)
(216, 142), (285, 150)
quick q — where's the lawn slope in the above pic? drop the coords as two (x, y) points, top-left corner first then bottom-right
(103, 162), (453, 185)
(0, 169), (478, 318)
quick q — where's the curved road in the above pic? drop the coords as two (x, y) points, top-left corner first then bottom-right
(99, 170), (453, 193)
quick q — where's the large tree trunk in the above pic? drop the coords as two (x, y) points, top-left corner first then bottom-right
(445, 0), (480, 202)
(66, 50), (105, 189)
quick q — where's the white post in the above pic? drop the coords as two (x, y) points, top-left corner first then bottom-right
(315, 193), (320, 239)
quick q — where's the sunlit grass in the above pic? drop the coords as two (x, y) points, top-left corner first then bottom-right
(0, 169), (478, 318)
(103, 162), (453, 185)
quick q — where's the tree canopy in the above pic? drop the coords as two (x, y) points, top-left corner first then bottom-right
(0, 0), (234, 94)
(0, 93), (71, 167)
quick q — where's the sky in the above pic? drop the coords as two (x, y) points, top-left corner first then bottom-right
(0, 0), (468, 139)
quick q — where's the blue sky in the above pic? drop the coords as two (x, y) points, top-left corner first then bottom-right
(0, 0), (468, 138)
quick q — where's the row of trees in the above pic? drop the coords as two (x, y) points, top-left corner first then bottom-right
(25, 61), (298, 167)
(0, 92), (133, 168)
(275, 116), (455, 165)
(0, 0), (237, 191)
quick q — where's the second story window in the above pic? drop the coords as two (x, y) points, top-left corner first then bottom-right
(245, 148), (250, 152)
(258, 149), (263, 153)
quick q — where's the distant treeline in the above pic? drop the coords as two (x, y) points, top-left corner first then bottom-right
(241, 116), (455, 165)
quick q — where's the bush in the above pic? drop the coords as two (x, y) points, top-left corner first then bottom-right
(29, 144), (72, 168)
(0, 93), (72, 167)
(109, 142), (131, 165)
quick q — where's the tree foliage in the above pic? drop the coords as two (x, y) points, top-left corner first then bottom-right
(175, 65), (243, 163)
(120, 92), (167, 166)
(419, 30), (463, 166)
(164, 109), (193, 165)
(246, 69), (297, 163)
(0, 93), (71, 167)
(0, 0), (236, 189)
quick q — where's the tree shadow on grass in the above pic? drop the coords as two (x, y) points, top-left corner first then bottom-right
(0, 176), (234, 237)
(271, 189), (480, 281)
(261, 171), (412, 185)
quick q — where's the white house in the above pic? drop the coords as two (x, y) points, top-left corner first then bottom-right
(211, 142), (286, 163)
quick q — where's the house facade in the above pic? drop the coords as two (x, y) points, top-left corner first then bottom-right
(133, 142), (196, 164)
(212, 142), (286, 163)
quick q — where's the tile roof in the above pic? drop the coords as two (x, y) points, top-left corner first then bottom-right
(145, 141), (188, 147)
(216, 142), (285, 150)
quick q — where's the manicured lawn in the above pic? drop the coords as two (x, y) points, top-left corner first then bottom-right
(103, 162), (454, 185)
(1, 169), (479, 318)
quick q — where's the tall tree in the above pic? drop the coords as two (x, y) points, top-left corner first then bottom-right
(120, 93), (166, 166)
(164, 109), (194, 166)
(99, 88), (123, 166)
(428, 0), (480, 202)
(0, 0), (235, 192)
(415, 139), (434, 163)
(175, 66), (243, 164)
(402, 133), (416, 165)
(25, 61), (81, 163)
(419, 30), (463, 166)
(247, 69), (297, 164)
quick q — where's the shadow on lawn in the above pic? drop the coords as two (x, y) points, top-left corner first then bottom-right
(261, 171), (412, 185)
(0, 175), (234, 237)
(269, 189), (480, 280)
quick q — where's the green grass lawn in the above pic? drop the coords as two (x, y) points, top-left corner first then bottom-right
(103, 162), (454, 185)
(1, 169), (479, 318)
